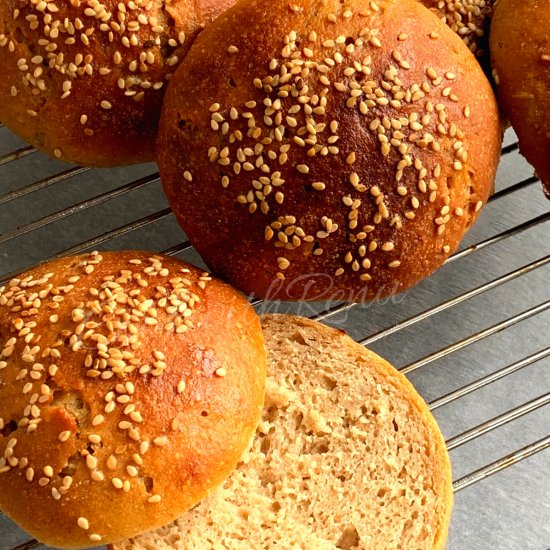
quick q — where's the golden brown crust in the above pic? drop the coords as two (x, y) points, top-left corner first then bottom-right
(490, 0), (550, 195)
(0, 251), (267, 548)
(418, 0), (495, 60)
(158, 0), (502, 302)
(0, 0), (236, 166)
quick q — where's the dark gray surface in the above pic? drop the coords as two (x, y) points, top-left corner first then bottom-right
(0, 126), (548, 550)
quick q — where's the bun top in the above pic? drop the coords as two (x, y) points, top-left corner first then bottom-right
(0, 0), (235, 165)
(158, 0), (501, 302)
(0, 251), (266, 548)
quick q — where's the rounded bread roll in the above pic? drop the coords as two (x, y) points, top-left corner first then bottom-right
(0, 0), (236, 166)
(0, 251), (267, 548)
(158, 0), (502, 302)
(114, 314), (453, 550)
(490, 0), (550, 196)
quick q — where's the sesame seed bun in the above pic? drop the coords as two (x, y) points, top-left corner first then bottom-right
(418, 0), (495, 60)
(0, 0), (236, 166)
(0, 251), (267, 548)
(157, 0), (502, 302)
(490, 0), (550, 197)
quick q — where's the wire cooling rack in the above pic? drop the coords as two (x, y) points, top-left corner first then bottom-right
(0, 124), (549, 550)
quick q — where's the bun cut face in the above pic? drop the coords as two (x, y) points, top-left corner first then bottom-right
(0, 251), (266, 548)
(158, 0), (502, 302)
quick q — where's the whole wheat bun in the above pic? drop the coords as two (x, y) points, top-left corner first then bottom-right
(418, 0), (495, 60)
(114, 314), (453, 550)
(490, 0), (550, 196)
(0, 0), (236, 166)
(0, 251), (267, 548)
(158, 0), (502, 302)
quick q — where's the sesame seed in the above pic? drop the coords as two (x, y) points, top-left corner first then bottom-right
(77, 517), (89, 530)
(346, 152), (356, 164)
(91, 471), (105, 482)
(92, 414), (105, 426)
(86, 455), (98, 470)
(112, 478), (123, 489)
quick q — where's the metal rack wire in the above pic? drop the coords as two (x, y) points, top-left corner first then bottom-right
(0, 126), (548, 550)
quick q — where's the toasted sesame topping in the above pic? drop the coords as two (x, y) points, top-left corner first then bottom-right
(430, 0), (493, 57)
(0, 1), (193, 143)
(0, 252), (213, 515)
(77, 517), (89, 530)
